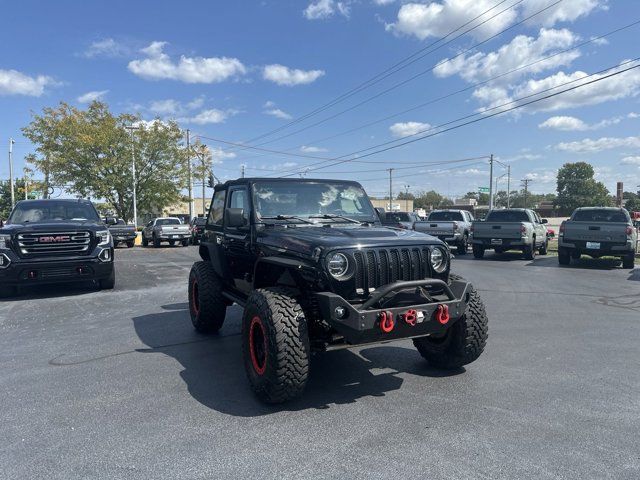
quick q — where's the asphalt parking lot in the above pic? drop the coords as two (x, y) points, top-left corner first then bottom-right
(1, 246), (639, 479)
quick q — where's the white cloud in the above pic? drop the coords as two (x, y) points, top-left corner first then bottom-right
(389, 121), (431, 138)
(621, 156), (640, 165)
(82, 38), (129, 58)
(149, 99), (182, 115)
(374, 0), (396, 5)
(77, 90), (109, 103)
(263, 64), (325, 86)
(304, 0), (351, 20)
(0, 69), (55, 96)
(300, 145), (328, 153)
(128, 41), (246, 83)
(521, 0), (605, 27)
(179, 109), (233, 125)
(539, 115), (588, 131)
(555, 135), (640, 153)
(211, 147), (237, 164)
(263, 100), (292, 120)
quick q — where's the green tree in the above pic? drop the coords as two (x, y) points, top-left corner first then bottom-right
(555, 162), (611, 214)
(0, 178), (44, 219)
(625, 196), (640, 212)
(414, 190), (446, 209)
(22, 101), (188, 222)
(463, 191), (489, 205)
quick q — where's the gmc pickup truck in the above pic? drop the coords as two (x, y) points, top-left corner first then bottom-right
(0, 199), (115, 297)
(106, 218), (137, 248)
(471, 208), (548, 260)
(414, 209), (473, 255)
(142, 217), (190, 247)
(558, 207), (637, 268)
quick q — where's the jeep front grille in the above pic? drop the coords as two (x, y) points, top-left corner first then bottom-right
(17, 231), (92, 256)
(352, 247), (432, 294)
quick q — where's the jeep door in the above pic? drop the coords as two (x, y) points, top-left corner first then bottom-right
(203, 188), (229, 279)
(223, 186), (254, 293)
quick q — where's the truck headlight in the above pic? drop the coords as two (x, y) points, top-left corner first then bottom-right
(0, 234), (10, 250)
(327, 253), (349, 279)
(96, 230), (111, 246)
(430, 247), (448, 274)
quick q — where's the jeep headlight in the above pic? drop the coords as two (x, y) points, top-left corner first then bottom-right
(327, 253), (349, 279)
(96, 229), (111, 247)
(430, 246), (448, 274)
(0, 234), (10, 250)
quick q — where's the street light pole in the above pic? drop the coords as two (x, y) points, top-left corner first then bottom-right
(9, 138), (15, 209)
(125, 126), (140, 227)
(488, 154), (494, 210)
(404, 184), (410, 212)
(186, 129), (193, 220)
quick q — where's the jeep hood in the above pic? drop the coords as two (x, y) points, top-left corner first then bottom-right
(257, 225), (440, 255)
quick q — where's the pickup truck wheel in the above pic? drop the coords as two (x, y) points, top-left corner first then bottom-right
(413, 286), (488, 369)
(142, 236), (148, 247)
(126, 240), (135, 248)
(242, 287), (310, 404)
(558, 247), (571, 265)
(539, 239), (548, 255)
(188, 261), (226, 334)
(181, 239), (189, 247)
(99, 267), (116, 290)
(524, 242), (536, 260)
(457, 235), (468, 255)
(472, 245), (484, 259)
(168, 240), (175, 247)
(622, 253), (635, 269)
(153, 235), (161, 248)
(0, 286), (18, 298)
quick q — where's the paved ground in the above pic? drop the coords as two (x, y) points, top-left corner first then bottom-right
(1, 246), (639, 479)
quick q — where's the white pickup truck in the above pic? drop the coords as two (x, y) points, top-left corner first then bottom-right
(471, 208), (548, 260)
(413, 209), (474, 255)
(142, 217), (191, 247)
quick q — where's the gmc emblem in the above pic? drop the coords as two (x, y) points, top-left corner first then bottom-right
(38, 236), (70, 243)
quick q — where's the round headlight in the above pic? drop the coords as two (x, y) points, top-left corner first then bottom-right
(327, 253), (349, 279)
(430, 247), (448, 273)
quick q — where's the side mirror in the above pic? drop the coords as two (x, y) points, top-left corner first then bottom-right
(105, 217), (117, 226)
(541, 218), (548, 224)
(225, 208), (246, 228)
(375, 207), (385, 222)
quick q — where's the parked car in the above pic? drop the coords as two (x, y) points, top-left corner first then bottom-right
(105, 218), (136, 248)
(381, 211), (420, 229)
(188, 178), (488, 404)
(142, 217), (190, 247)
(0, 199), (115, 297)
(558, 207), (637, 268)
(413, 209), (473, 255)
(471, 208), (548, 260)
(189, 217), (207, 245)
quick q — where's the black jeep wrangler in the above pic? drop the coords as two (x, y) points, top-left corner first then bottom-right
(188, 179), (488, 403)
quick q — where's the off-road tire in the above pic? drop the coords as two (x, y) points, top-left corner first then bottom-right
(413, 286), (488, 369)
(457, 234), (468, 255)
(472, 245), (484, 259)
(0, 285), (17, 298)
(99, 267), (116, 290)
(524, 240), (536, 260)
(142, 235), (148, 247)
(622, 253), (635, 269)
(242, 287), (310, 404)
(188, 261), (226, 334)
(558, 247), (570, 265)
(539, 239), (548, 255)
(153, 235), (160, 248)
(126, 240), (135, 248)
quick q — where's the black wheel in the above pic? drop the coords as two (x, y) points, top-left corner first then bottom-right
(571, 250), (581, 260)
(192, 237), (199, 246)
(457, 234), (468, 255)
(181, 239), (189, 247)
(494, 247), (504, 254)
(126, 240), (135, 248)
(99, 267), (116, 290)
(153, 235), (160, 248)
(524, 239), (536, 260)
(472, 245), (484, 259)
(142, 235), (148, 247)
(242, 287), (310, 404)
(622, 253), (635, 269)
(539, 239), (548, 255)
(558, 247), (570, 265)
(188, 261), (227, 334)
(413, 285), (488, 369)
(168, 240), (175, 247)
(0, 285), (18, 298)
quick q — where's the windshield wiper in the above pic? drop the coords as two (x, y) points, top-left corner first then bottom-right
(309, 214), (362, 224)
(260, 215), (314, 224)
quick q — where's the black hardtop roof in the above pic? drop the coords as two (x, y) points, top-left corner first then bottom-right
(15, 198), (93, 205)
(215, 178), (365, 190)
(574, 206), (624, 211)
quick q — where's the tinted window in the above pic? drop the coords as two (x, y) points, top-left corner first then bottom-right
(428, 211), (464, 221)
(116, 219), (126, 225)
(228, 188), (250, 224)
(384, 212), (410, 223)
(156, 218), (181, 226)
(486, 210), (530, 222)
(573, 209), (628, 222)
(208, 189), (226, 226)
(193, 217), (206, 225)
(8, 201), (100, 223)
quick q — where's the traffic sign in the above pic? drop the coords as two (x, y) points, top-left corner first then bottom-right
(478, 187), (490, 193)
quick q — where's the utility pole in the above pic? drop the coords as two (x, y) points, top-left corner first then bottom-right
(488, 154), (494, 210)
(388, 168), (394, 211)
(24, 173), (28, 200)
(9, 138), (15, 209)
(186, 129), (193, 220)
(521, 178), (532, 208)
(125, 126), (140, 227)
(507, 164), (511, 208)
(241, 164), (245, 178)
(404, 184), (410, 212)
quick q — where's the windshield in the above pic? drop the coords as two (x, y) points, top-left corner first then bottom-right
(486, 210), (530, 223)
(573, 209), (628, 222)
(253, 181), (376, 222)
(428, 211), (464, 221)
(157, 218), (181, 226)
(8, 201), (100, 224)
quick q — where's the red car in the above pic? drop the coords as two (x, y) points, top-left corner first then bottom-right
(546, 226), (556, 238)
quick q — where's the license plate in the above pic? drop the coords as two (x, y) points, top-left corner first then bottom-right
(491, 239), (503, 245)
(171, 235), (178, 239)
(586, 242), (600, 249)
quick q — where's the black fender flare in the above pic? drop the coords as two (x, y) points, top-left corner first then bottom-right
(253, 256), (318, 290)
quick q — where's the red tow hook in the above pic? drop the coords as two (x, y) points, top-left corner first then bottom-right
(379, 311), (395, 333)
(436, 304), (450, 325)
(404, 309), (418, 326)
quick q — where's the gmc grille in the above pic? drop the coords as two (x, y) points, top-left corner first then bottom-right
(17, 231), (92, 256)
(352, 247), (432, 294)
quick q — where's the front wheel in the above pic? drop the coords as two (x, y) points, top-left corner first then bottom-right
(188, 262), (227, 334)
(142, 235), (148, 247)
(457, 234), (468, 255)
(242, 287), (310, 404)
(524, 241), (536, 260)
(413, 286), (488, 369)
(472, 245), (484, 259)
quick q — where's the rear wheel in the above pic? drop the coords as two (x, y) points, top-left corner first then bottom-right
(539, 239), (548, 255)
(242, 287), (310, 404)
(188, 261), (227, 334)
(472, 245), (484, 259)
(126, 240), (135, 248)
(622, 253), (635, 269)
(142, 235), (148, 247)
(457, 234), (468, 255)
(413, 286), (488, 369)
(558, 247), (570, 265)
(524, 239), (536, 260)
(99, 267), (115, 290)
(181, 239), (189, 247)
(153, 235), (160, 248)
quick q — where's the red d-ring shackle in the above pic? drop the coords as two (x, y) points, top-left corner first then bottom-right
(436, 304), (450, 325)
(404, 309), (417, 326)
(379, 311), (395, 333)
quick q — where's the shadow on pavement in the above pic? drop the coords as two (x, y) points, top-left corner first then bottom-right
(627, 268), (640, 281)
(132, 303), (463, 417)
(2, 281), (100, 302)
(454, 251), (528, 262)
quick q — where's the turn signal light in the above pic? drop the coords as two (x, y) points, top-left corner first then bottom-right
(626, 226), (633, 236)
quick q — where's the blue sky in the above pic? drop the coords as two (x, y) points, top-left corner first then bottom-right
(2, 0), (640, 200)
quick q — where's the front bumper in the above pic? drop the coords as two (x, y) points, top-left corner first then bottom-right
(0, 247), (114, 287)
(314, 278), (471, 345)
